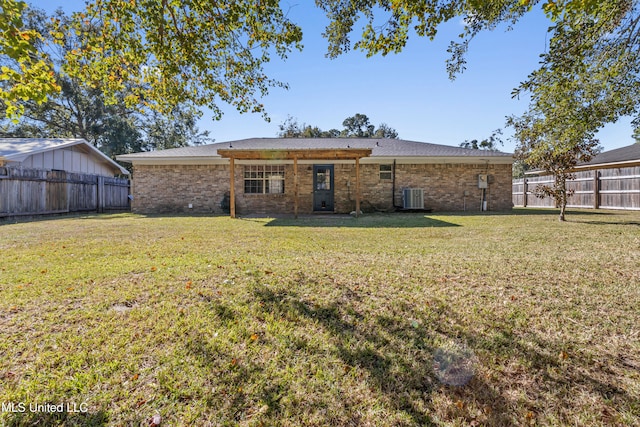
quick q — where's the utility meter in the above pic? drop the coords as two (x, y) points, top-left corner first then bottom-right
(478, 174), (488, 189)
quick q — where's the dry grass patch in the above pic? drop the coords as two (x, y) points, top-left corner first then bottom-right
(0, 210), (639, 426)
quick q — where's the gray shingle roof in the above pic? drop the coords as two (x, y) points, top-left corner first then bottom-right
(117, 137), (513, 160)
(584, 143), (640, 166)
(0, 138), (86, 160)
(0, 138), (129, 175)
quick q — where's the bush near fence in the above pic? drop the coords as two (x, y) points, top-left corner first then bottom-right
(513, 166), (640, 210)
(0, 166), (130, 218)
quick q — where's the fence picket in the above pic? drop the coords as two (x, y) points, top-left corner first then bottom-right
(513, 166), (640, 210)
(0, 166), (130, 218)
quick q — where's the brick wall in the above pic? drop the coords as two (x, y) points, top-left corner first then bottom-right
(131, 161), (513, 214)
(132, 164), (229, 214)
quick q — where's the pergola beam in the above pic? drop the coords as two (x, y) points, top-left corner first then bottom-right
(217, 148), (371, 161)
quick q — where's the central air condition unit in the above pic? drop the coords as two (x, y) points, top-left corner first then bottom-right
(403, 188), (424, 209)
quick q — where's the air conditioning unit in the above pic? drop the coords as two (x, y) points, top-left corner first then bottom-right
(403, 188), (424, 209)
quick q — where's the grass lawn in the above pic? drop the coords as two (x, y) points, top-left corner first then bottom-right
(1, 209), (639, 426)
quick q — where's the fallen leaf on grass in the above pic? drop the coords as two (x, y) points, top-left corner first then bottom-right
(559, 351), (569, 360)
(150, 266), (157, 272)
(132, 373), (139, 381)
(250, 333), (259, 341)
(455, 400), (464, 410)
(148, 414), (161, 426)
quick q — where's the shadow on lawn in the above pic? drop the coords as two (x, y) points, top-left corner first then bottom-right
(4, 409), (109, 427)
(430, 305), (636, 425)
(260, 214), (461, 228)
(249, 282), (638, 426)
(251, 284), (517, 426)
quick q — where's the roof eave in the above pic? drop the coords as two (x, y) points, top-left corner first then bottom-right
(365, 155), (514, 165)
(575, 159), (640, 170)
(116, 155), (226, 165)
(526, 158), (640, 176)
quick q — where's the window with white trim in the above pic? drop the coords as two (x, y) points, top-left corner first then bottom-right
(244, 165), (285, 194)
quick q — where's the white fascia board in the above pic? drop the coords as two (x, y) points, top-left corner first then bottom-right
(119, 156), (228, 165)
(573, 160), (640, 170)
(526, 159), (640, 176)
(118, 155), (514, 166)
(362, 156), (514, 165)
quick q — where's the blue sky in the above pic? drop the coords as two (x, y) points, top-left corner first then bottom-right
(33, 1), (636, 153)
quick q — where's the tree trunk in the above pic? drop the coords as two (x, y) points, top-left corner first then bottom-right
(558, 175), (567, 221)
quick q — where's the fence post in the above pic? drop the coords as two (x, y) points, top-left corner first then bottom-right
(593, 170), (599, 209)
(97, 176), (105, 213)
(523, 179), (528, 207)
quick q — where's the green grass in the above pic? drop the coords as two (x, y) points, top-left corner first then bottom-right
(1, 209), (639, 426)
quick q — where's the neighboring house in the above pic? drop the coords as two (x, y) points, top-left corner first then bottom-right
(117, 138), (513, 217)
(0, 138), (130, 217)
(513, 143), (640, 210)
(0, 138), (129, 176)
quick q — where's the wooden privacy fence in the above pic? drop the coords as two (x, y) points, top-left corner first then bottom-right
(513, 166), (640, 210)
(0, 166), (130, 218)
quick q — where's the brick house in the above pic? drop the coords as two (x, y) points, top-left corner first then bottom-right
(116, 138), (513, 216)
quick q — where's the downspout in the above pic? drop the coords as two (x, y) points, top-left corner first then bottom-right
(392, 159), (401, 209)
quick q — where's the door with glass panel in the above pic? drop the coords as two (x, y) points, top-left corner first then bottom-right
(313, 165), (334, 212)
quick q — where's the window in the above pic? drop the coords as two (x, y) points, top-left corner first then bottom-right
(244, 165), (285, 194)
(379, 164), (392, 180)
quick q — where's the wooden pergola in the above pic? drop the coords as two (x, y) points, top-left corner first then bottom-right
(217, 148), (372, 218)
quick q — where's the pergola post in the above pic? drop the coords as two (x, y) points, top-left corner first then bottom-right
(355, 157), (361, 218)
(229, 157), (236, 218)
(293, 156), (299, 218)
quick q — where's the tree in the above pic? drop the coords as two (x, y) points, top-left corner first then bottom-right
(277, 114), (398, 138)
(514, 131), (598, 221)
(507, 3), (637, 221)
(1, 8), (210, 157)
(277, 115), (335, 138)
(509, 73), (601, 221)
(341, 113), (399, 138)
(373, 123), (399, 139)
(0, 0), (59, 120)
(316, 0), (640, 149)
(460, 129), (503, 151)
(59, 0), (303, 121)
(341, 113), (375, 137)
